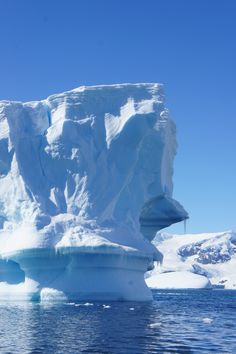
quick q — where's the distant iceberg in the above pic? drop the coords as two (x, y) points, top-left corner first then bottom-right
(146, 231), (236, 289)
(0, 83), (187, 301)
(146, 271), (212, 289)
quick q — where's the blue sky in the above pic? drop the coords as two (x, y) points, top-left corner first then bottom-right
(0, 0), (235, 233)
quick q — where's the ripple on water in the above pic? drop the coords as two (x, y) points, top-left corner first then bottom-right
(0, 290), (235, 353)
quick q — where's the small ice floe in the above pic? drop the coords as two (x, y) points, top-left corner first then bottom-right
(149, 322), (162, 328)
(74, 302), (94, 307)
(103, 304), (111, 309)
(40, 288), (67, 303)
(202, 318), (213, 324)
(129, 308), (135, 311)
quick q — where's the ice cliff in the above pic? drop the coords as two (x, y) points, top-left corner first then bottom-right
(0, 83), (187, 301)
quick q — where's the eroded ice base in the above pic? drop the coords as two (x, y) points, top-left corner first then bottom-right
(0, 248), (153, 302)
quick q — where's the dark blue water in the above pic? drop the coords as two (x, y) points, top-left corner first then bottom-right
(0, 290), (235, 353)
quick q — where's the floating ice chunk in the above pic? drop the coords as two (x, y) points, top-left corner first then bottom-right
(149, 322), (162, 328)
(202, 318), (213, 324)
(40, 288), (67, 302)
(74, 302), (94, 307)
(103, 304), (111, 309)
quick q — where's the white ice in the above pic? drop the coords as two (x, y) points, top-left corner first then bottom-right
(0, 83), (187, 301)
(146, 270), (211, 289)
(146, 231), (236, 289)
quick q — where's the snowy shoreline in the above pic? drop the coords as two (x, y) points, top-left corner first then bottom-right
(146, 231), (236, 290)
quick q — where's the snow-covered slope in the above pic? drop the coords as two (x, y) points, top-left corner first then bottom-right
(146, 231), (236, 289)
(0, 83), (187, 301)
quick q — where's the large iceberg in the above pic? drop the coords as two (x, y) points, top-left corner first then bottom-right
(0, 83), (187, 301)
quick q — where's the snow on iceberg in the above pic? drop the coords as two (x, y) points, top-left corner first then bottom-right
(0, 83), (187, 301)
(146, 231), (236, 289)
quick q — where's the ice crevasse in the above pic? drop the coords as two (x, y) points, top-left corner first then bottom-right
(0, 83), (187, 301)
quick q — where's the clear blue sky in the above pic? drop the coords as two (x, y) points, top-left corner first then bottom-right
(0, 0), (235, 233)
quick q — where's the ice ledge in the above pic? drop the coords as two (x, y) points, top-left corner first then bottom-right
(0, 247), (154, 302)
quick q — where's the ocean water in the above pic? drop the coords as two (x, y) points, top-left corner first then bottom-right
(0, 290), (235, 353)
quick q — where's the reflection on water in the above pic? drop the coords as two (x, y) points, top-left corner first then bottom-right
(0, 290), (235, 353)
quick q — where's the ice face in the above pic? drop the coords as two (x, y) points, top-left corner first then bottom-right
(0, 83), (187, 300)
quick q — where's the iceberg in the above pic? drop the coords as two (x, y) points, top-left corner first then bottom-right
(146, 271), (212, 289)
(0, 83), (187, 301)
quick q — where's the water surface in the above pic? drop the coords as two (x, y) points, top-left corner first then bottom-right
(0, 290), (235, 353)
